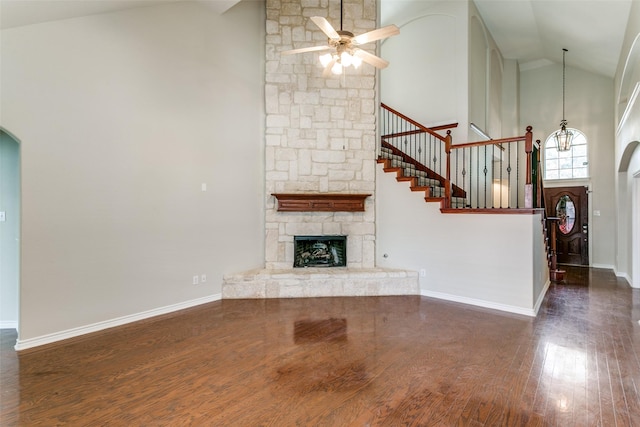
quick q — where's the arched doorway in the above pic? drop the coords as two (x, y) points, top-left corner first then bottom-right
(618, 140), (640, 288)
(0, 129), (20, 329)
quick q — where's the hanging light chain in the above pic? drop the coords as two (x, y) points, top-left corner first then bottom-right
(554, 48), (574, 152)
(562, 48), (567, 124)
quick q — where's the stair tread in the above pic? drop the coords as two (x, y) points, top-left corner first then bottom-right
(378, 152), (468, 208)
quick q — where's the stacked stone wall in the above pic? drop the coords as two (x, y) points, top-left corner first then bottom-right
(264, 0), (377, 269)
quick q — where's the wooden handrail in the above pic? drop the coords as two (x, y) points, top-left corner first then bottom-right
(381, 129), (429, 139)
(381, 103), (447, 142)
(381, 122), (457, 142)
(430, 122), (459, 132)
(379, 103), (539, 210)
(450, 132), (530, 150)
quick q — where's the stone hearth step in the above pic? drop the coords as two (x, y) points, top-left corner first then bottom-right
(222, 267), (419, 299)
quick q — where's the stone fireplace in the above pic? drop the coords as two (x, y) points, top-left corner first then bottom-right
(220, 0), (419, 299)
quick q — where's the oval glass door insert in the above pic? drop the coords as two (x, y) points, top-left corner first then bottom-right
(556, 195), (576, 234)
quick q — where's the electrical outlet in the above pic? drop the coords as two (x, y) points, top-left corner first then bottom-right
(201, 274), (207, 283)
(193, 275), (199, 285)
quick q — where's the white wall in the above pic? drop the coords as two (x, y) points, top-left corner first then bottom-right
(0, 131), (20, 328)
(521, 63), (616, 268)
(377, 1), (548, 314)
(631, 153), (640, 288)
(376, 163), (548, 315)
(468, 12), (488, 136)
(380, 0), (469, 141)
(616, 123), (640, 285)
(380, 0), (518, 144)
(501, 59), (520, 137)
(635, 173), (640, 288)
(0, 1), (266, 344)
(614, 0), (640, 285)
(532, 212), (547, 307)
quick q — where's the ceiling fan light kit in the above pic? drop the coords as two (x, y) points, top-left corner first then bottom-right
(318, 30), (364, 75)
(281, 1), (399, 76)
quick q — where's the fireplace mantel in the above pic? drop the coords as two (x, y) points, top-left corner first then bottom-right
(272, 193), (371, 212)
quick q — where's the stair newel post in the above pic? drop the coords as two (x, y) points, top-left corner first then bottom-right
(547, 217), (566, 282)
(536, 139), (542, 208)
(524, 126), (533, 208)
(444, 130), (452, 208)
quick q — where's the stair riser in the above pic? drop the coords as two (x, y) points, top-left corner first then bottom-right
(379, 153), (468, 208)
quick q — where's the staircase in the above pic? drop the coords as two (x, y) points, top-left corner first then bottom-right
(377, 146), (467, 208)
(379, 103), (542, 211)
(377, 102), (559, 299)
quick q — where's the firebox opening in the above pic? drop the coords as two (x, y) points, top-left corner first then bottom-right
(294, 235), (347, 268)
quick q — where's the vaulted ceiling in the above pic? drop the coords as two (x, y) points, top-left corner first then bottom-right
(0, 0), (633, 78)
(474, 0), (632, 78)
(0, 0), (238, 29)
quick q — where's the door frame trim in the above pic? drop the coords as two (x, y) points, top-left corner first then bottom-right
(543, 180), (592, 266)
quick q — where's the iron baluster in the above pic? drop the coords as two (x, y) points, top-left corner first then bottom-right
(483, 145), (488, 208)
(507, 143), (512, 208)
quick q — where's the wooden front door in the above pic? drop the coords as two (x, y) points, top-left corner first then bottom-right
(544, 186), (589, 265)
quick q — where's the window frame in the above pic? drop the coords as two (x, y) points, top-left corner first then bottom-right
(543, 128), (589, 181)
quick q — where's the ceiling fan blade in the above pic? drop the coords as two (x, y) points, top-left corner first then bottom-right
(310, 16), (340, 40)
(322, 59), (337, 77)
(353, 49), (389, 69)
(281, 45), (332, 55)
(353, 25), (400, 45)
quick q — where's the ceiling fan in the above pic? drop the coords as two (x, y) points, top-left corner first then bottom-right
(281, 1), (399, 76)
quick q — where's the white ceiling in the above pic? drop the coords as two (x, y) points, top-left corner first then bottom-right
(474, 0), (632, 77)
(0, 0), (633, 78)
(0, 0), (241, 29)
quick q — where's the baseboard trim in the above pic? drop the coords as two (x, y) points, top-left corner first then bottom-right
(14, 294), (221, 351)
(533, 279), (551, 315)
(591, 263), (615, 270)
(0, 321), (18, 330)
(610, 265), (637, 287)
(420, 289), (537, 317)
(619, 272), (633, 287)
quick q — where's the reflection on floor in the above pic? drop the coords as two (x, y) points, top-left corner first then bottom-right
(1, 266), (639, 425)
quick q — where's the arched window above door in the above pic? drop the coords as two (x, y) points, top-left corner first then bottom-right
(544, 128), (589, 180)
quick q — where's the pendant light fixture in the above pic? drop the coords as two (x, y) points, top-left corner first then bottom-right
(554, 48), (574, 152)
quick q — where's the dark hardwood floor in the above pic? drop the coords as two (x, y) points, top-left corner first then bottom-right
(1, 266), (639, 426)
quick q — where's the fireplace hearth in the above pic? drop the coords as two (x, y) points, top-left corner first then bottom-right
(294, 235), (347, 268)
